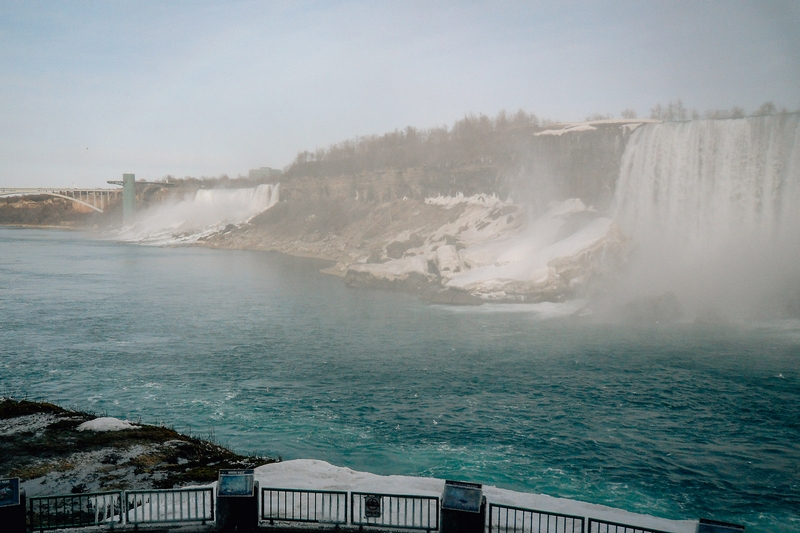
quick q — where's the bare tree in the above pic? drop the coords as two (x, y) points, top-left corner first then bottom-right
(586, 112), (611, 121)
(650, 103), (663, 120)
(730, 107), (746, 119)
(621, 109), (637, 119)
(754, 101), (777, 116)
(651, 100), (687, 121)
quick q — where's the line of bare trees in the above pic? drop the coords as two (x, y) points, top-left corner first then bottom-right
(168, 100), (798, 185)
(283, 109), (545, 179)
(649, 100), (792, 121)
(282, 100), (798, 180)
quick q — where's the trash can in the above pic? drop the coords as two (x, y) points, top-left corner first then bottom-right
(217, 469), (259, 533)
(697, 518), (745, 532)
(441, 480), (485, 533)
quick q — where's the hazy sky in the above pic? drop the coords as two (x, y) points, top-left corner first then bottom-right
(1, 1), (798, 188)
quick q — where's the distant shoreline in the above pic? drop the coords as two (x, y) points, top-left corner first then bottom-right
(0, 224), (82, 230)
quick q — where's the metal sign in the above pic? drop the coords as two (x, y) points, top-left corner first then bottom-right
(0, 478), (20, 508)
(218, 469), (255, 497)
(442, 480), (483, 513)
(364, 494), (381, 517)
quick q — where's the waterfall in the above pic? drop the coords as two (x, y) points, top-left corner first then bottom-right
(611, 114), (800, 315)
(118, 183), (279, 245)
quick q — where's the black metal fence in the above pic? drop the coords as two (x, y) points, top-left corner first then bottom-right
(351, 491), (440, 531)
(24, 485), (693, 533)
(261, 488), (348, 525)
(489, 503), (585, 533)
(28, 491), (123, 532)
(28, 487), (213, 531)
(125, 487), (214, 525)
(588, 518), (673, 533)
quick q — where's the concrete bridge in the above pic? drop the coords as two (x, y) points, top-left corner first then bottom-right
(0, 187), (122, 213)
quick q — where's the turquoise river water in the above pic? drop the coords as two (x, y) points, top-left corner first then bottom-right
(1, 228), (798, 531)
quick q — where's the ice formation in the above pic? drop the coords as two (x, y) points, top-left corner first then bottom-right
(348, 195), (625, 303)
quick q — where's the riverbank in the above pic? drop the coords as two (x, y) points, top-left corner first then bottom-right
(0, 398), (274, 496)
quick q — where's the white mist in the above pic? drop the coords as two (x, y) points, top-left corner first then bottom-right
(118, 183), (280, 245)
(612, 114), (800, 318)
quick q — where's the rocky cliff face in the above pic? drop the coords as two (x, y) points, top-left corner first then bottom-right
(278, 120), (640, 209)
(0, 399), (271, 495)
(201, 121), (641, 304)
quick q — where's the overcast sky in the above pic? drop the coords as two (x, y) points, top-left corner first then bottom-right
(1, 1), (798, 188)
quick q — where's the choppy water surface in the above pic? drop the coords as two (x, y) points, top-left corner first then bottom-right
(1, 228), (798, 532)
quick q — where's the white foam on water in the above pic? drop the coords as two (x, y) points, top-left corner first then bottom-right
(424, 192), (505, 209)
(115, 184), (279, 245)
(437, 299), (588, 318)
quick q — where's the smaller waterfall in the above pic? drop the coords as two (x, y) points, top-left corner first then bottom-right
(612, 114), (800, 316)
(117, 183), (279, 245)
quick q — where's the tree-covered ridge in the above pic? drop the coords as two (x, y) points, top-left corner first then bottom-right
(284, 110), (544, 179)
(283, 101), (793, 180)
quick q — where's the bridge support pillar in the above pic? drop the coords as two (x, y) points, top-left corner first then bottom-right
(122, 173), (135, 225)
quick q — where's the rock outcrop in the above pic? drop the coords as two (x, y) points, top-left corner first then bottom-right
(0, 398), (272, 495)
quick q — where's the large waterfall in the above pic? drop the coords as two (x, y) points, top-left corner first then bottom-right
(118, 183), (279, 245)
(612, 114), (800, 316)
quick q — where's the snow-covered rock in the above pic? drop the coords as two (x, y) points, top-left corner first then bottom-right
(435, 245), (462, 280)
(77, 417), (141, 432)
(344, 195), (627, 303)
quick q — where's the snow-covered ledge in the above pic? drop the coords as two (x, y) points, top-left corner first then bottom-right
(252, 459), (697, 533)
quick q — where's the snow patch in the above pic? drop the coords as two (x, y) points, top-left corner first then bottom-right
(0, 413), (66, 436)
(447, 200), (614, 293)
(535, 119), (657, 136)
(425, 193), (504, 209)
(536, 124), (597, 136)
(77, 417), (140, 432)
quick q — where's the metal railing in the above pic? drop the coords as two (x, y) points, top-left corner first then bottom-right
(125, 487), (214, 525)
(489, 503), (585, 533)
(261, 488), (348, 525)
(24, 485), (688, 533)
(351, 491), (440, 531)
(588, 518), (674, 533)
(28, 491), (123, 532)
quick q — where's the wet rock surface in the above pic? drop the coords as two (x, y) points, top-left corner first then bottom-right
(0, 398), (273, 495)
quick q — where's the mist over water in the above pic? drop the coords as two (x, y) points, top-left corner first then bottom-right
(1, 229), (798, 533)
(611, 115), (800, 318)
(117, 183), (279, 245)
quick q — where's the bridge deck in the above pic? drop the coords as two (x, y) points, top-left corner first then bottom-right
(1, 187), (122, 213)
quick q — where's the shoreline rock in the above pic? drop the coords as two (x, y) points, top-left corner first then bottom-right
(0, 398), (273, 496)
